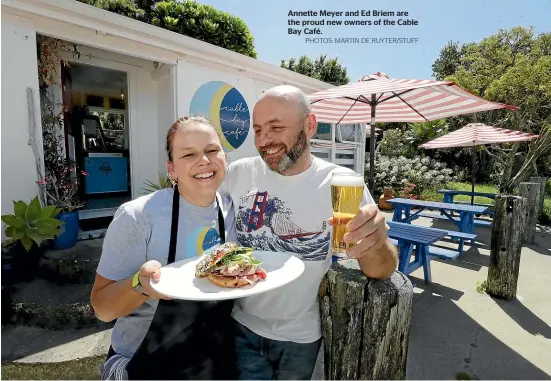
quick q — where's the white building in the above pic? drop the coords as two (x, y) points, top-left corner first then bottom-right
(1, 0), (367, 239)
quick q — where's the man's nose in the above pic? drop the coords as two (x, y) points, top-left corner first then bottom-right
(256, 129), (272, 147)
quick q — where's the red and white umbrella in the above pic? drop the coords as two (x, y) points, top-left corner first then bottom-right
(307, 72), (518, 190)
(419, 123), (539, 203)
(418, 123), (538, 149)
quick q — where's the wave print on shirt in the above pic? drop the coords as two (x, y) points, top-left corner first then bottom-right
(236, 190), (329, 261)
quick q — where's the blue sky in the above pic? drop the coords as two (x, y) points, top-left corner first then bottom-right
(197, 0), (550, 81)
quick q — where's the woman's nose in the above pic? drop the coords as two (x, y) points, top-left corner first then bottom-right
(197, 154), (210, 165)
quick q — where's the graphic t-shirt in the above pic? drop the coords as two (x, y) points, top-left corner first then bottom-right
(96, 188), (237, 358)
(221, 155), (375, 343)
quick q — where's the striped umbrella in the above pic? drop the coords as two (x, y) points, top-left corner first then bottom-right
(419, 123), (539, 203)
(307, 72), (518, 190)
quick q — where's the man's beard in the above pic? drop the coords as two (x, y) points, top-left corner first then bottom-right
(261, 130), (308, 174)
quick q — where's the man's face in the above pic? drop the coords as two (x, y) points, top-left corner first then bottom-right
(252, 96), (310, 174)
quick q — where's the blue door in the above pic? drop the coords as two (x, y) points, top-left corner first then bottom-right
(84, 156), (128, 194)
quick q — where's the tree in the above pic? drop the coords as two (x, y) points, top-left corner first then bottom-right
(280, 54), (349, 85)
(432, 26), (551, 192)
(432, 41), (467, 80)
(77, 0), (257, 58)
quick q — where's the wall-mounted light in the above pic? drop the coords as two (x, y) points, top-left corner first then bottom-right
(120, 80), (124, 100)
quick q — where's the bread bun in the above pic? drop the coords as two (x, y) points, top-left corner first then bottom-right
(207, 274), (252, 288)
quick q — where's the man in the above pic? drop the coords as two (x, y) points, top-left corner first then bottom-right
(221, 85), (398, 380)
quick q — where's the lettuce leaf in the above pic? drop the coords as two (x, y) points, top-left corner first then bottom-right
(219, 247), (262, 267)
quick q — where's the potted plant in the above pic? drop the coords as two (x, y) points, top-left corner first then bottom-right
(378, 187), (395, 210)
(142, 172), (173, 195)
(35, 167), (87, 250)
(1, 196), (63, 284)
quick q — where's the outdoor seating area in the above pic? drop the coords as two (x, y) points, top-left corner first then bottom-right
(386, 195), (490, 284)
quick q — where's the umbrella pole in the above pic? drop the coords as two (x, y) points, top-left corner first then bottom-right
(369, 93), (376, 192)
(471, 147), (476, 205)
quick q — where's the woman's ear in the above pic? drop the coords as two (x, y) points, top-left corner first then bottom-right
(166, 160), (176, 183)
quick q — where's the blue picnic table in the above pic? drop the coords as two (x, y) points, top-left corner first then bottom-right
(438, 189), (497, 216)
(387, 198), (490, 238)
(387, 221), (454, 284)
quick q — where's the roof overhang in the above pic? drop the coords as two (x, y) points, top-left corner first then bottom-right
(1, 0), (334, 92)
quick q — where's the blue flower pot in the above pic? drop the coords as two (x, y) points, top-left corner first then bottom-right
(52, 210), (79, 250)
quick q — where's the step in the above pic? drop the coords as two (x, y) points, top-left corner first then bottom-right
(7, 279), (112, 330)
(428, 246), (460, 260)
(1, 325), (111, 363)
(39, 239), (103, 284)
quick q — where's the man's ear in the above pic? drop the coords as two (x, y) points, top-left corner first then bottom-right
(305, 113), (318, 138)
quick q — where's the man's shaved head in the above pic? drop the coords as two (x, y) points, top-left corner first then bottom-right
(257, 85), (312, 119)
(252, 85), (317, 175)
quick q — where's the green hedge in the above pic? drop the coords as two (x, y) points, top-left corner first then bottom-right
(77, 0), (257, 58)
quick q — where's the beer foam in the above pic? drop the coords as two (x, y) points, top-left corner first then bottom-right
(331, 173), (365, 186)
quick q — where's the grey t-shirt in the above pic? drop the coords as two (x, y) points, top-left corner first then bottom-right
(96, 188), (237, 358)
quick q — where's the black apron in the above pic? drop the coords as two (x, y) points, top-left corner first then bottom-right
(124, 185), (236, 380)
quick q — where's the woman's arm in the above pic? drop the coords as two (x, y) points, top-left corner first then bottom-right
(91, 274), (146, 322)
(90, 203), (167, 322)
(91, 260), (169, 322)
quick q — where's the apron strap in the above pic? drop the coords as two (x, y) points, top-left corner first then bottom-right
(167, 184), (180, 265)
(216, 193), (226, 245)
(167, 186), (226, 265)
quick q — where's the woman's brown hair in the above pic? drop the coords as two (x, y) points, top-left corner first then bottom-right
(165, 116), (221, 161)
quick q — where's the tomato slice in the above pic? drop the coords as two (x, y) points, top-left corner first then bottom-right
(255, 268), (267, 280)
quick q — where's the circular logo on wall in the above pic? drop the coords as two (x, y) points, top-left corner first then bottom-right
(185, 226), (220, 258)
(189, 81), (250, 152)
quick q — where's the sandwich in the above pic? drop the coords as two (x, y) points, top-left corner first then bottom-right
(195, 242), (267, 288)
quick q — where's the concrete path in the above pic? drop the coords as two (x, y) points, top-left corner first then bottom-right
(2, 325), (111, 363)
(2, 214), (550, 380)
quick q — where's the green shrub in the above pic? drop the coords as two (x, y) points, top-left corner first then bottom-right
(541, 198), (551, 225)
(367, 154), (455, 196)
(377, 128), (417, 158)
(78, 0), (257, 58)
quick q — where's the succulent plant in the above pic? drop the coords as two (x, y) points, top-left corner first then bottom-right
(1, 196), (63, 251)
(142, 172), (173, 195)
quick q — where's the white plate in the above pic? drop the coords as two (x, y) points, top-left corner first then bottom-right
(150, 251), (305, 301)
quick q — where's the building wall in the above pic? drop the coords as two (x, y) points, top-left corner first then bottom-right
(156, 66), (178, 175)
(175, 60), (318, 164)
(1, 14), (44, 239)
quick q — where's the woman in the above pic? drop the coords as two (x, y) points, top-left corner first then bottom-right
(91, 116), (238, 380)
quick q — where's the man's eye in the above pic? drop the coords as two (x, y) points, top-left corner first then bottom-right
(182, 153), (193, 158)
(207, 149), (219, 154)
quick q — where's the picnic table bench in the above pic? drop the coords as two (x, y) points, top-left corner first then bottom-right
(386, 221), (460, 284)
(438, 189), (497, 216)
(388, 198), (491, 237)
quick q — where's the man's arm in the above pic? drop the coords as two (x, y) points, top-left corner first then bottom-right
(356, 238), (398, 280)
(338, 203), (399, 280)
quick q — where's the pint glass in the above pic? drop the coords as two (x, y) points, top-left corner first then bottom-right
(330, 172), (364, 254)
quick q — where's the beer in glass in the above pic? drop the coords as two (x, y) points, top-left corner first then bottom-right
(330, 172), (364, 254)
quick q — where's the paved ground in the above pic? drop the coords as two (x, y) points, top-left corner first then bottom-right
(3, 213), (550, 379)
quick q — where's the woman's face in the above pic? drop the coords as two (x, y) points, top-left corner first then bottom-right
(167, 123), (227, 203)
